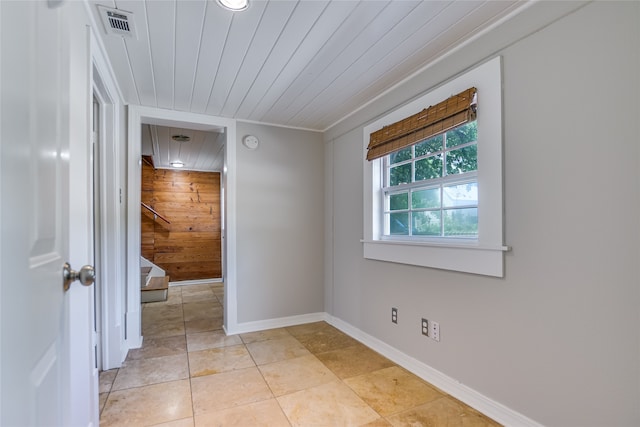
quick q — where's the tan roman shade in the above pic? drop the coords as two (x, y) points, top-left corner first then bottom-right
(367, 87), (477, 161)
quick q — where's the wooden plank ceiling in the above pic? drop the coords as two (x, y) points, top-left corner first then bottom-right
(89, 0), (527, 133)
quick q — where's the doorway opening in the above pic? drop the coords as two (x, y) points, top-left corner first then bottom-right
(139, 125), (223, 294)
(126, 106), (238, 351)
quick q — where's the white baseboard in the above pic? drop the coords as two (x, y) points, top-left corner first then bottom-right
(324, 314), (543, 427)
(218, 310), (541, 426)
(169, 278), (222, 286)
(123, 333), (143, 365)
(226, 312), (326, 335)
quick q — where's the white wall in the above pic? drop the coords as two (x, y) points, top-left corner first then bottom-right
(236, 123), (324, 323)
(324, 2), (639, 426)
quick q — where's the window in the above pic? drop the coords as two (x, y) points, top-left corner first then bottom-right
(384, 121), (478, 238)
(362, 57), (508, 277)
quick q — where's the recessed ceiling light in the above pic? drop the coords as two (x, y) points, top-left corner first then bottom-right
(170, 161), (184, 168)
(171, 135), (190, 142)
(216, 0), (249, 11)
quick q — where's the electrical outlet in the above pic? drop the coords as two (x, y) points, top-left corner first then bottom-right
(421, 318), (429, 336)
(430, 321), (440, 342)
(391, 307), (398, 324)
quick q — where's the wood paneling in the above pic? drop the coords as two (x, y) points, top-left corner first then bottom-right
(153, 169), (217, 183)
(141, 216), (155, 260)
(141, 165), (222, 281)
(151, 180), (216, 193)
(163, 263), (220, 281)
(141, 161), (155, 260)
(151, 191), (218, 203)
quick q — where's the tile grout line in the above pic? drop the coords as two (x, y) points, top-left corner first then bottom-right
(302, 338), (389, 424)
(242, 329), (294, 426)
(181, 286), (198, 426)
(103, 284), (500, 426)
(185, 282), (222, 425)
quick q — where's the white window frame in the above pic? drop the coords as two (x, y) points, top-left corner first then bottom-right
(362, 56), (508, 277)
(382, 123), (478, 239)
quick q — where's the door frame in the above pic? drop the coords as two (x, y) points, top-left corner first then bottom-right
(126, 106), (238, 346)
(88, 22), (127, 369)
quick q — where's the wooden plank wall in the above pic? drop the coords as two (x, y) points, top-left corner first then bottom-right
(141, 159), (155, 261)
(141, 161), (222, 281)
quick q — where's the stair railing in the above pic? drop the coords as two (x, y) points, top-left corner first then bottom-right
(141, 202), (171, 224)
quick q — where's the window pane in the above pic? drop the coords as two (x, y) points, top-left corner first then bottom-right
(443, 208), (478, 237)
(443, 182), (478, 207)
(390, 147), (411, 164)
(389, 163), (411, 186)
(415, 154), (442, 181)
(415, 135), (443, 157)
(389, 193), (408, 211)
(412, 211), (441, 236)
(412, 188), (440, 209)
(446, 145), (477, 175)
(446, 121), (477, 148)
(388, 212), (409, 235)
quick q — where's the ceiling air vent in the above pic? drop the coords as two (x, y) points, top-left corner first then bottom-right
(98, 6), (137, 39)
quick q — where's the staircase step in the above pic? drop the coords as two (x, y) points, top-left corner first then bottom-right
(141, 276), (169, 303)
(140, 267), (152, 275)
(144, 276), (169, 291)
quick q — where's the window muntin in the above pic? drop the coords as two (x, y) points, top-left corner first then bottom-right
(382, 121), (478, 239)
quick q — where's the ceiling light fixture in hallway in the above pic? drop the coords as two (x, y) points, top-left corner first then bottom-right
(216, 0), (249, 12)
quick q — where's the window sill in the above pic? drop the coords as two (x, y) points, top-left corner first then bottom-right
(361, 239), (509, 277)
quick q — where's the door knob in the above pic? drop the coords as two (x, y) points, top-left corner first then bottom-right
(63, 262), (95, 291)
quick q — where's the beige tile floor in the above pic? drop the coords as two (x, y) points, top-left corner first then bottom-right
(99, 283), (501, 426)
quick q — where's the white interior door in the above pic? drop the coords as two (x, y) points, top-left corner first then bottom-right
(0, 1), (96, 425)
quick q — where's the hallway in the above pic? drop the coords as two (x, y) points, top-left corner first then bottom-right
(99, 283), (499, 426)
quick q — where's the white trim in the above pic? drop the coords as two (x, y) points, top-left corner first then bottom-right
(154, 166), (222, 173)
(127, 112), (142, 348)
(90, 27), (127, 371)
(224, 312), (326, 336)
(325, 314), (543, 427)
(363, 241), (505, 277)
(237, 118), (323, 134)
(169, 278), (223, 287)
(363, 57), (505, 277)
(361, 239), (510, 252)
(83, 1), (125, 104)
(127, 106), (238, 345)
